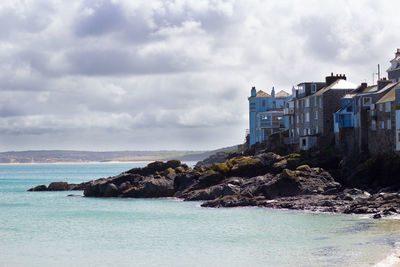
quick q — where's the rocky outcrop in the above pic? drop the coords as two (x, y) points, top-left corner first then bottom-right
(27, 153), (400, 218)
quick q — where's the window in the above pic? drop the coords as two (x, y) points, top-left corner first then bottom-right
(388, 119), (392, 130)
(297, 128), (300, 135)
(363, 97), (371, 107)
(311, 84), (317, 94)
(379, 104), (383, 111)
(296, 115), (299, 123)
(371, 120), (376, 131)
(319, 97), (322, 108)
(302, 138), (306, 147)
(305, 98), (309, 107)
(303, 129), (307, 135)
(314, 111), (318, 120)
(385, 102), (391, 112)
(314, 96), (317, 107)
(380, 121), (385, 129)
(262, 100), (266, 107)
(315, 126), (319, 134)
(305, 112), (310, 122)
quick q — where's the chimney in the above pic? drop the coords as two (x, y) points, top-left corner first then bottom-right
(396, 48), (400, 57)
(325, 73), (347, 86)
(377, 78), (391, 90)
(251, 86), (256, 97)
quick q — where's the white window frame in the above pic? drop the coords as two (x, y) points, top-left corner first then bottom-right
(305, 98), (309, 107)
(311, 84), (316, 94)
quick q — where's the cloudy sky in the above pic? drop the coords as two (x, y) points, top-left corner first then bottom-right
(1, 0), (400, 151)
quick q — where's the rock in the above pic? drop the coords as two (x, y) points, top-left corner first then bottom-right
(166, 160), (181, 169)
(174, 174), (196, 191)
(296, 165), (311, 172)
(211, 163), (230, 174)
(28, 185), (48, 191)
(373, 213), (382, 219)
(228, 156), (265, 177)
(104, 183), (118, 197)
(140, 177), (175, 197)
(202, 195), (257, 208)
(161, 168), (176, 180)
(272, 159), (288, 172)
(261, 170), (302, 199)
(48, 182), (69, 191)
(197, 170), (225, 187)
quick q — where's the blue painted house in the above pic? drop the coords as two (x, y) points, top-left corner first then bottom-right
(248, 86), (292, 147)
(333, 94), (355, 133)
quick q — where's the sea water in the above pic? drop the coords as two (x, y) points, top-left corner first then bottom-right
(1, 163), (400, 267)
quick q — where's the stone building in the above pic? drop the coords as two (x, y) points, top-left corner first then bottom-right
(285, 82), (325, 146)
(288, 73), (357, 150)
(388, 48), (400, 82)
(368, 86), (397, 154)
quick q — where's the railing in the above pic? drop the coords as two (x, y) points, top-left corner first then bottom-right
(259, 120), (281, 128)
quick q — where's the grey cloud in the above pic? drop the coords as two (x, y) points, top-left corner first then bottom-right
(297, 15), (342, 60)
(74, 0), (125, 37)
(66, 48), (183, 75)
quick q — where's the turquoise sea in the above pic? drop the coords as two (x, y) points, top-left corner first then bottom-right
(1, 163), (400, 267)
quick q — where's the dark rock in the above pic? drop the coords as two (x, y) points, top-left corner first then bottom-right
(28, 185), (48, 191)
(104, 183), (118, 197)
(174, 174), (196, 191)
(373, 213), (382, 219)
(166, 160), (181, 169)
(197, 170), (225, 187)
(48, 182), (69, 191)
(202, 195), (257, 208)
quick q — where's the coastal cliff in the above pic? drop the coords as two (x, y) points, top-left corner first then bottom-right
(28, 151), (400, 219)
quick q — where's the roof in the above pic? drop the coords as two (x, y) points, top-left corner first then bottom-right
(255, 90), (271, 97)
(390, 56), (400, 62)
(313, 79), (357, 96)
(376, 87), (396, 104)
(343, 94), (356, 99)
(275, 90), (290, 98)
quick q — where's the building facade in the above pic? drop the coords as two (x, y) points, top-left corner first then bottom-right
(248, 86), (291, 147)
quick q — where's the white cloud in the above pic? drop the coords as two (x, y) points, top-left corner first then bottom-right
(1, 0), (400, 151)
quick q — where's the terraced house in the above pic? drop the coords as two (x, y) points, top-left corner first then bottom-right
(289, 74), (357, 150)
(248, 86), (292, 146)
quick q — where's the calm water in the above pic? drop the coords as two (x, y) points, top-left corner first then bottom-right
(1, 163), (400, 267)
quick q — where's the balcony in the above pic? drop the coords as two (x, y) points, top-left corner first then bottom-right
(336, 114), (354, 128)
(259, 120), (282, 128)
